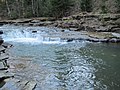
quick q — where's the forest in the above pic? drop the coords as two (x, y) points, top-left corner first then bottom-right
(0, 0), (120, 19)
(0, 0), (120, 90)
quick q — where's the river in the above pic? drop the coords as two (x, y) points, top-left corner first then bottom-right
(1, 25), (120, 90)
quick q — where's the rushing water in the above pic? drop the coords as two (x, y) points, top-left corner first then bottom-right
(1, 25), (120, 90)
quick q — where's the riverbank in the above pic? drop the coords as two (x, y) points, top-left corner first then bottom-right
(0, 38), (49, 90)
(0, 13), (120, 43)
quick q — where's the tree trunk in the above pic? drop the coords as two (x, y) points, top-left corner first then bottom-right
(16, 0), (21, 18)
(21, 0), (25, 18)
(5, 0), (11, 18)
(31, 0), (35, 16)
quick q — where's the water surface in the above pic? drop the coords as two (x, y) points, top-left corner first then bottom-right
(1, 25), (120, 90)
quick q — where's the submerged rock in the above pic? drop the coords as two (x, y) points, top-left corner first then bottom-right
(32, 31), (37, 33)
(0, 31), (3, 34)
(67, 39), (73, 42)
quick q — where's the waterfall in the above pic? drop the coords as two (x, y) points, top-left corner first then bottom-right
(1, 25), (67, 44)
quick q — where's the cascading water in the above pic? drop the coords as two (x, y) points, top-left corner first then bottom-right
(1, 25), (67, 44)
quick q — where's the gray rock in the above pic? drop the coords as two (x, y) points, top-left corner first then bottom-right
(0, 53), (9, 60)
(111, 28), (120, 32)
(32, 31), (37, 33)
(1, 78), (19, 90)
(0, 72), (14, 80)
(0, 46), (6, 53)
(18, 80), (29, 89)
(112, 33), (120, 38)
(0, 31), (3, 34)
(109, 38), (120, 43)
(0, 53), (9, 68)
(67, 39), (73, 42)
(69, 28), (78, 31)
(2, 42), (13, 48)
(0, 62), (8, 70)
(0, 39), (4, 45)
(31, 20), (40, 23)
(23, 81), (37, 90)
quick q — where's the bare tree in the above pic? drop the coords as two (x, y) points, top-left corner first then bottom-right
(5, 0), (11, 18)
(31, 0), (35, 16)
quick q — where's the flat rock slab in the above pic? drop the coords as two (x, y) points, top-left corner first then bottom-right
(0, 46), (6, 52)
(58, 31), (120, 43)
(2, 42), (13, 49)
(0, 67), (8, 70)
(16, 80), (37, 90)
(0, 19), (32, 24)
(0, 54), (9, 61)
(0, 72), (14, 80)
(0, 39), (4, 45)
(0, 78), (20, 90)
(23, 81), (37, 90)
(0, 79), (37, 90)
(112, 33), (120, 38)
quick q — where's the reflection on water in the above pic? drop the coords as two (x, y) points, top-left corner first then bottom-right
(8, 42), (120, 90)
(52, 45), (95, 90)
(1, 24), (120, 90)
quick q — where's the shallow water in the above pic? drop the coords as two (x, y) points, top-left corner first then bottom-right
(1, 25), (120, 90)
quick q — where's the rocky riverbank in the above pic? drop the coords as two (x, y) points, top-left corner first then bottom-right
(0, 43), (50, 90)
(0, 33), (50, 90)
(0, 34), (14, 89)
(0, 13), (120, 43)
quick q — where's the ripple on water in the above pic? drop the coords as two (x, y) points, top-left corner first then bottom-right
(1, 25), (120, 90)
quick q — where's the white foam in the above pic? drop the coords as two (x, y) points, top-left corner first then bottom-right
(2, 27), (67, 45)
(4, 37), (67, 45)
(42, 41), (67, 44)
(4, 38), (39, 42)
